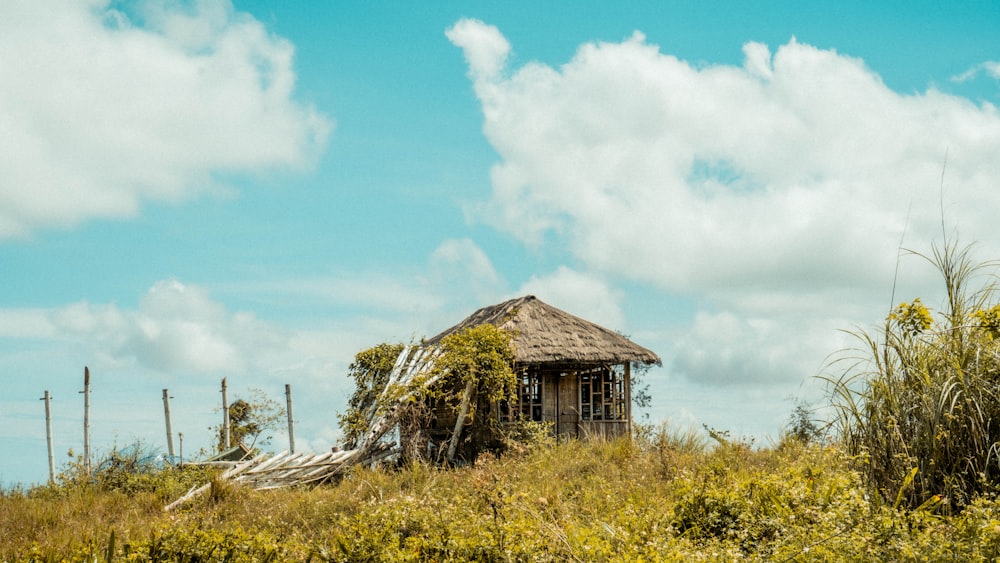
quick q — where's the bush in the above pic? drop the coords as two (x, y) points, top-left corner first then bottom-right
(17, 435), (1000, 560)
(33, 441), (219, 503)
(828, 240), (1000, 512)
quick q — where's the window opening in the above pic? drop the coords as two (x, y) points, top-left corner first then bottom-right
(500, 368), (543, 422)
(580, 365), (626, 421)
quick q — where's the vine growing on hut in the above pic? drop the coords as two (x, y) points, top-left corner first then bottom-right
(338, 342), (405, 449)
(339, 325), (520, 462)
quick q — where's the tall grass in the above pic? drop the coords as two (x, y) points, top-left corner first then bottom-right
(11, 430), (1000, 560)
(827, 240), (1000, 512)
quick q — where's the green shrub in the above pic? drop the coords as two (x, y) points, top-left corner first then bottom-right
(21, 425), (1000, 560)
(828, 240), (1000, 512)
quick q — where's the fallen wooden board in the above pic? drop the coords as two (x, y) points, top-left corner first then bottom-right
(166, 346), (444, 510)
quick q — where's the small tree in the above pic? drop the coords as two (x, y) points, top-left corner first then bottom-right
(615, 332), (656, 415)
(631, 361), (654, 412)
(213, 388), (285, 452)
(784, 401), (824, 444)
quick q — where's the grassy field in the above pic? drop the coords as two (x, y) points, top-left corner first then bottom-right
(5, 426), (1000, 562)
(8, 241), (1000, 561)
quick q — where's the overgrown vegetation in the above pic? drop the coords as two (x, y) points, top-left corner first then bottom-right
(213, 388), (286, 452)
(338, 325), (521, 462)
(11, 428), (1000, 561)
(51, 442), (217, 501)
(17, 235), (1000, 559)
(338, 342), (406, 449)
(424, 323), (519, 459)
(827, 240), (1000, 512)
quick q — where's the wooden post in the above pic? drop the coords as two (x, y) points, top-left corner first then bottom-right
(625, 363), (632, 440)
(162, 389), (175, 459)
(80, 367), (91, 475)
(178, 432), (184, 466)
(447, 379), (476, 463)
(41, 390), (54, 483)
(285, 384), (296, 454)
(221, 377), (230, 450)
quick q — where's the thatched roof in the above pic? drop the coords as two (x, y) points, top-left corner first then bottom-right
(425, 295), (661, 366)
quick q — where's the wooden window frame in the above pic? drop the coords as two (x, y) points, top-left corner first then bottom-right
(499, 368), (543, 422)
(579, 365), (627, 422)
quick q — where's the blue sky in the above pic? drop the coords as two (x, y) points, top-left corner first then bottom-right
(1, 0), (999, 486)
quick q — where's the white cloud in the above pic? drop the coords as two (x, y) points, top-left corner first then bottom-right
(428, 238), (504, 302)
(125, 280), (279, 373)
(517, 267), (625, 330)
(222, 240), (510, 340)
(0, 278), (369, 474)
(453, 22), (1000, 294)
(451, 20), (1000, 387)
(672, 310), (849, 387)
(742, 41), (773, 80)
(952, 61), (1000, 82)
(445, 19), (510, 81)
(0, 0), (331, 239)
(0, 309), (59, 339)
(0, 240), (524, 384)
(430, 239), (501, 285)
(244, 274), (448, 318)
(9, 280), (288, 375)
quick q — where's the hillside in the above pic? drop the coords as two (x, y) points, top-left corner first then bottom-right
(5, 427), (1000, 562)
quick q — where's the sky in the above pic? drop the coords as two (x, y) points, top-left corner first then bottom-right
(1, 0), (999, 486)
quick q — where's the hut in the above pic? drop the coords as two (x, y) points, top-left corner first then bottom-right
(166, 297), (658, 501)
(415, 295), (660, 451)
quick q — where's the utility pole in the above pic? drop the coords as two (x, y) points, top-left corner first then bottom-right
(221, 377), (230, 450)
(178, 432), (184, 466)
(80, 367), (91, 475)
(40, 390), (54, 483)
(285, 384), (295, 454)
(162, 389), (175, 459)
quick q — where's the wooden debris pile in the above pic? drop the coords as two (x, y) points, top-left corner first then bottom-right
(166, 345), (440, 510)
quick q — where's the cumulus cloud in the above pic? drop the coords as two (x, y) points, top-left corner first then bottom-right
(430, 239), (500, 283)
(0, 278), (369, 469)
(456, 24), (1000, 294)
(953, 61), (1000, 83)
(264, 274), (449, 317)
(672, 310), (849, 386)
(517, 267), (625, 330)
(127, 280), (288, 373)
(223, 245), (498, 328)
(0, 0), (331, 239)
(8, 280), (289, 374)
(445, 19), (510, 81)
(450, 19), (1000, 387)
(428, 238), (504, 301)
(225, 240), (511, 339)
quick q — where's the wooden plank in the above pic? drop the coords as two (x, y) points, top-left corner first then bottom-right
(241, 450), (291, 474)
(246, 450), (308, 473)
(165, 483), (209, 511)
(166, 344), (455, 509)
(447, 379), (476, 462)
(261, 453), (324, 482)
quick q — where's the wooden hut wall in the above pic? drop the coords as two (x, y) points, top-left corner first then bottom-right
(522, 363), (632, 440)
(407, 361), (634, 460)
(571, 363), (631, 439)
